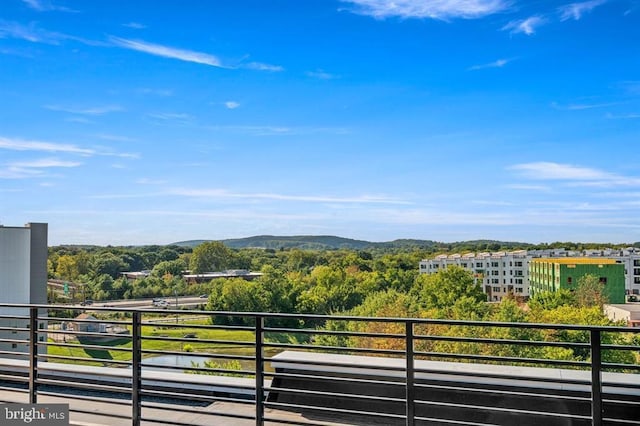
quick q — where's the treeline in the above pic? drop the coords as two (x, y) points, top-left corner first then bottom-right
(48, 242), (638, 366)
(47, 242), (426, 302)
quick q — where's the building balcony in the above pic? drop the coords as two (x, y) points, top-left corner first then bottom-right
(0, 303), (638, 425)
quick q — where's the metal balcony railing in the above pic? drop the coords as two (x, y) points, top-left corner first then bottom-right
(0, 303), (638, 426)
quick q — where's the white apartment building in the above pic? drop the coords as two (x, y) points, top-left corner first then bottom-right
(419, 247), (640, 302)
(0, 223), (48, 357)
(419, 250), (532, 302)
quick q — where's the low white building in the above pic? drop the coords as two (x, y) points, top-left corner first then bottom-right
(604, 304), (640, 327)
(0, 223), (48, 357)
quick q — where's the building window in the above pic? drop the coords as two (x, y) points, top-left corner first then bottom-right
(634, 260), (640, 267)
(476, 262), (482, 268)
(515, 261), (523, 267)
(567, 277), (572, 284)
(491, 262), (499, 267)
(599, 277), (607, 284)
(492, 286), (501, 292)
(11, 344), (17, 349)
(515, 287), (524, 293)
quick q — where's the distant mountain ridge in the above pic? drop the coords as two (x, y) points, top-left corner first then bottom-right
(171, 235), (533, 251)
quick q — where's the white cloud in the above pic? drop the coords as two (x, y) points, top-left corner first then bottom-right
(559, 0), (607, 21)
(341, 0), (511, 20)
(0, 136), (139, 159)
(1, 157), (81, 179)
(509, 162), (640, 186)
(505, 184), (551, 191)
(166, 188), (411, 205)
(468, 58), (511, 71)
(94, 134), (137, 142)
(605, 112), (640, 119)
(109, 36), (226, 68)
(9, 158), (81, 168)
(147, 112), (193, 122)
(306, 69), (339, 79)
(45, 104), (123, 115)
(0, 136), (94, 155)
(0, 20), (65, 44)
(21, 0), (75, 12)
(502, 15), (546, 35)
(551, 101), (620, 110)
(225, 101), (240, 109)
(243, 62), (284, 72)
(136, 88), (173, 96)
(122, 22), (146, 29)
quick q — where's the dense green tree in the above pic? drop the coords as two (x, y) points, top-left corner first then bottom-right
(575, 274), (609, 308)
(190, 241), (233, 273)
(412, 266), (486, 311)
(90, 252), (129, 279)
(151, 259), (187, 277)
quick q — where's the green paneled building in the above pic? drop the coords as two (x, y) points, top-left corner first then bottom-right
(529, 258), (625, 304)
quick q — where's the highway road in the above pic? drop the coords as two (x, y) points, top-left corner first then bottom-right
(71, 295), (209, 309)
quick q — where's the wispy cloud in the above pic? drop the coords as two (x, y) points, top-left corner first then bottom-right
(122, 22), (146, 29)
(0, 20), (66, 44)
(0, 20), (99, 46)
(94, 134), (137, 142)
(136, 88), (173, 97)
(44, 104), (124, 115)
(509, 162), (640, 187)
(341, 0), (512, 20)
(109, 36), (226, 68)
(306, 69), (339, 79)
(9, 158), (82, 168)
(551, 101), (620, 110)
(0, 136), (138, 158)
(146, 112), (193, 123)
(559, 0), (607, 21)
(605, 112), (640, 119)
(0, 136), (94, 155)
(505, 184), (551, 191)
(21, 0), (75, 12)
(1, 157), (81, 179)
(502, 15), (546, 35)
(167, 188), (411, 205)
(242, 62), (284, 72)
(225, 101), (240, 109)
(468, 58), (512, 71)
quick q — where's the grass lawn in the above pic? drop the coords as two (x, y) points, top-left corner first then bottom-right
(46, 316), (257, 365)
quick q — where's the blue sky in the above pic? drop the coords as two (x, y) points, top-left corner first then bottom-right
(1, 0), (639, 245)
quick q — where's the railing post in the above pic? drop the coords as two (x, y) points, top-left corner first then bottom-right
(406, 321), (415, 426)
(29, 307), (38, 404)
(590, 329), (603, 426)
(255, 315), (265, 426)
(132, 311), (142, 426)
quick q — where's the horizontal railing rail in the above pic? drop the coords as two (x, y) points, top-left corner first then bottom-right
(0, 303), (638, 425)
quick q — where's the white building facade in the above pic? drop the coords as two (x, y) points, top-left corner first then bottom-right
(419, 247), (640, 302)
(0, 223), (48, 357)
